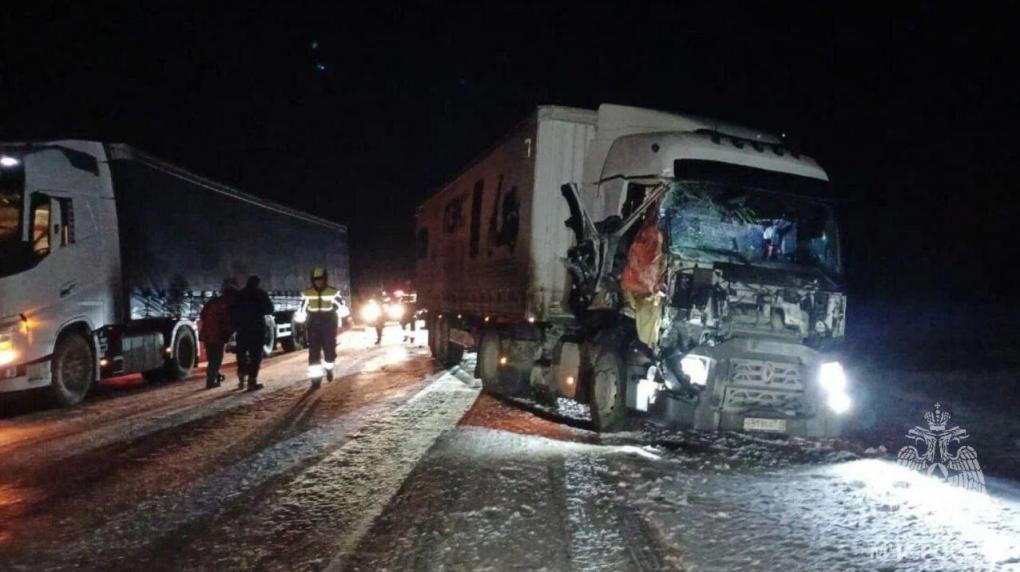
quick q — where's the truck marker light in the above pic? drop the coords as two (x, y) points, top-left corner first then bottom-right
(0, 156), (19, 167)
(499, 356), (508, 366)
(164, 347), (172, 356)
(565, 375), (574, 386)
(99, 358), (110, 367)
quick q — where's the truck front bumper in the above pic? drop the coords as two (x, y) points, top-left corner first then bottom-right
(0, 360), (52, 393)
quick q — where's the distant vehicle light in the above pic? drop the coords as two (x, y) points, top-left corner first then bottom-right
(361, 300), (382, 323)
(386, 303), (406, 321)
(680, 354), (711, 386)
(0, 156), (19, 167)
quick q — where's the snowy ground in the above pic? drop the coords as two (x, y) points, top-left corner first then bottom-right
(1, 325), (1018, 571)
(346, 393), (1020, 571)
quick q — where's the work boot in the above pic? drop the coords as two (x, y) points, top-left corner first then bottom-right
(237, 374), (247, 390)
(326, 369), (333, 382)
(205, 378), (217, 390)
(246, 379), (264, 392)
(310, 377), (322, 389)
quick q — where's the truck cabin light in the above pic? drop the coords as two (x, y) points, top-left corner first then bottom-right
(679, 355), (711, 386)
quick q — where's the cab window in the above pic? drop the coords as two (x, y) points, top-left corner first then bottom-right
(31, 195), (51, 257)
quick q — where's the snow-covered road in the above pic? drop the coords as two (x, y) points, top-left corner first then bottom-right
(2, 327), (1018, 571)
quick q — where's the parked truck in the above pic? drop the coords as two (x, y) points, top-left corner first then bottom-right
(0, 141), (350, 405)
(417, 104), (849, 435)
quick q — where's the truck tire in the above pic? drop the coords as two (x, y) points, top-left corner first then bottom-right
(427, 316), (439, 357)
(166, 327), (197, 380)
(590, 349), (627, 432)
(434, 318), (449, 362)
(263, 316), (277, 356)
(48, 332), (95, 407)
(281, 323), (306, 352)
(478, 331), (502, 395)
(445, 342), (464, 368)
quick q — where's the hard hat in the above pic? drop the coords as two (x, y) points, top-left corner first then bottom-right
(311, 267), (328, 280)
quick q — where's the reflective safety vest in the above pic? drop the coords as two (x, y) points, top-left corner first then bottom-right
(301, 286), (342, 313)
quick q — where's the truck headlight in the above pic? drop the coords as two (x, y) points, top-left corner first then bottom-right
(680, 354), (711, 386)
(0, 332), (16, 366)
(819, 361), (847, 392)
(386, 303), (406, 321)
(293, 311), (307, 324)
(819, 361), (851, 413)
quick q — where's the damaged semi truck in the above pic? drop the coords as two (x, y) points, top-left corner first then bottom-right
(417, 105), (850, 435)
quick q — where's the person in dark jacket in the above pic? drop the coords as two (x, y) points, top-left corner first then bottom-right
(231, 275), (274, 391)
(198, 278), (238, 389)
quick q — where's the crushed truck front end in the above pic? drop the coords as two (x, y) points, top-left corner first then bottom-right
(616, 135), (850, 436)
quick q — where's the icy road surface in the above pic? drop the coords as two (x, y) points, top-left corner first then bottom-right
(2, 326), (1019, 571)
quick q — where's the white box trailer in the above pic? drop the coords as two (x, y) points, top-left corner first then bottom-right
(418, 104), (852, 435)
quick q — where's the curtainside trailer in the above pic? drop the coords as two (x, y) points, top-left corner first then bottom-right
(417, 104), (850, 435)
(0, 141), (350, 405)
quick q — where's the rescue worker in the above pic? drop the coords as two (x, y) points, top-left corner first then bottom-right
(198, 278), (238, 389)
(299, 267), (342, 388)
(231, 275), (274, 391)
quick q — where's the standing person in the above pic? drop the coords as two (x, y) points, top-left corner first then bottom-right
(198, 278), (238, 389)
(231, 275), (274, 391)
(299, 267), (342, 388)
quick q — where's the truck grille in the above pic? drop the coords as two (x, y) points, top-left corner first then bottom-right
(722, 358), (807, 412)
(729, 358), (805, 390)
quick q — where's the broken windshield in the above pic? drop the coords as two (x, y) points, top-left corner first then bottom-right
(662, 179), (840, 276)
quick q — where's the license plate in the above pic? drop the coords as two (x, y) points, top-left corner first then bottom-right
(743, 417), (787, 433)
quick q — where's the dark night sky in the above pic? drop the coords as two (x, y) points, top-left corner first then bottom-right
(3, 2), (1018, 311)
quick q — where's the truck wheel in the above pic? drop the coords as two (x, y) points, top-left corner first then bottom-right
(427, 317), (439, 357)
(281, 323), (305, 352)
(445, 342), (464, 368)
(590, 349), (627, 432)
(478, 331), (502, 395)
(434, 318), (450, 362)
(48, 332), (95, 406)
(166, 327), (197, 380)
(263, 316), (277, 356)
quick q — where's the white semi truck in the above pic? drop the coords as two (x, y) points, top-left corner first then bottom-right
(417, 104), (850, 435)
(0, 141), (350, 406)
